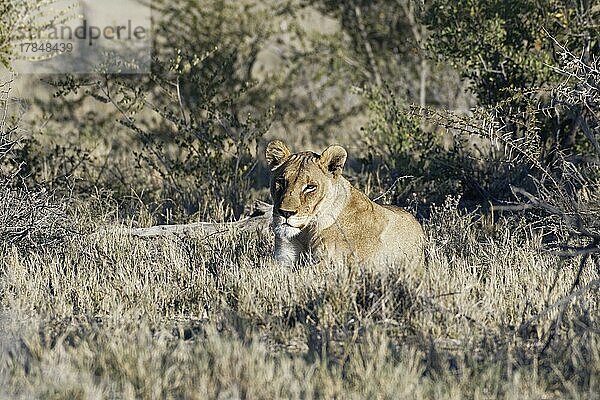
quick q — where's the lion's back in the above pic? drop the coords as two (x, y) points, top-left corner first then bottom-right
(381, 204), (423, 236)
(379, 203), (425, 262)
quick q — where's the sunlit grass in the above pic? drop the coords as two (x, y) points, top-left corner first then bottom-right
(1, 198), (598, 399)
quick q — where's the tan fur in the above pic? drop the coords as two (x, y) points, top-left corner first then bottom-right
(266, 140), (425, 267)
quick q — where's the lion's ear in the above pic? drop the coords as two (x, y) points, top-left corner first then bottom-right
(319, 145), (347, 177)
(266, 140), (291, 170)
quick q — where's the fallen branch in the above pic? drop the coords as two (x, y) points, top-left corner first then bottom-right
(129, 200), (273, 238)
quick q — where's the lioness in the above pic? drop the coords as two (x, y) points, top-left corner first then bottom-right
(266, 140), (424, 266)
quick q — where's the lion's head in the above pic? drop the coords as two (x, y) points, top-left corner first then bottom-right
(266, 140), (348, 238)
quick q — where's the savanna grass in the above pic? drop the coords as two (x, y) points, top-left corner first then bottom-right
(0, 198), (598, 399)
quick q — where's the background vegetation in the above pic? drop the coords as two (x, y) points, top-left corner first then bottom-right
(0, 0), (598, 398)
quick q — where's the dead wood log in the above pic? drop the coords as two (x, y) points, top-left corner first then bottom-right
(129, 200), (273, 238)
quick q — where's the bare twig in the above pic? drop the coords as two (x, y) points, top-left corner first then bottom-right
(519, 273), (598, 337)
(173, 75), (189, 126)
(372, 175), (414, 202)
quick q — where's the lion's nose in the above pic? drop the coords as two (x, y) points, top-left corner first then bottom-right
(278, 208), (297, 219)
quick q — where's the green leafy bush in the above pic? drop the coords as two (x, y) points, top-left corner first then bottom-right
(423, 0), (599, 158)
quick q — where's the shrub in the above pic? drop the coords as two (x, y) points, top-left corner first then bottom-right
(356, 87), (457, 206)
(0, 78), (70, 250)
(43, 0), (275, 221)
(423, 0), (599, 158)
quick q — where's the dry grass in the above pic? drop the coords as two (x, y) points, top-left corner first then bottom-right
(0, 197), (598, 399)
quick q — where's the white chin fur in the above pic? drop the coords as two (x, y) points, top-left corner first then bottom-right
(274, 224), (302, 238)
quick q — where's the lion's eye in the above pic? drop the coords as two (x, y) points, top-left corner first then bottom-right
(304, 184), (317, 193)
